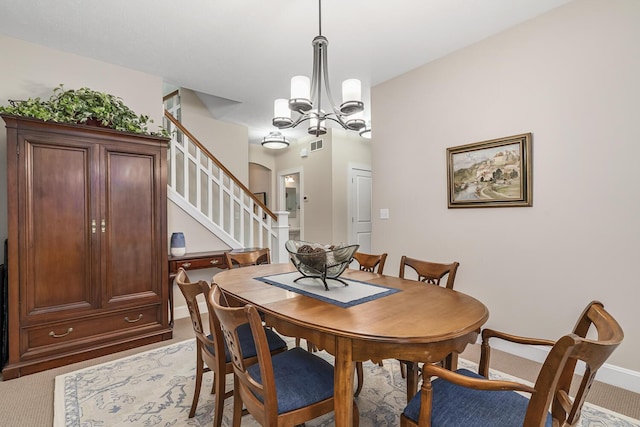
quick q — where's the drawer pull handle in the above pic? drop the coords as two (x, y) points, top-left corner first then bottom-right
(210, 259), (219, 265)
(181, 262), (192, 268)
(49, 327), (73, 338)
(91, 220), (97, 234)
(125, 314), (143, 323)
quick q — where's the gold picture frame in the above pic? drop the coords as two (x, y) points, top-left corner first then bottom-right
(447, 133), (532, 208)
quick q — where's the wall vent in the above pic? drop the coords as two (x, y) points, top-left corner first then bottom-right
(310, 139), (324, 152)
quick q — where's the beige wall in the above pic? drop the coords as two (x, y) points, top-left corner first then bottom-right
(260, 131), (372, 245)
(331, 129), (372, 244)
(170, 88), (251, 252)
(248, 163), (271, 206)
(248, 143), (276, 171)
(167, 203), (230, 253)
(0, 35), (165, 261)
(179, 88), (248, 183)
(249, 144), (277, 208)
(268, 136), (333, 243)
(372, 0), (639, 373)
(300, 136), (334, 243)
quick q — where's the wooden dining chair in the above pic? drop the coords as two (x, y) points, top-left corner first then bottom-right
(397, 256), (461, 378)
(225, 247), (275, 329)
(350, 251), (388, 396)
(295, 251), (387, 397)
(398, 256), (459, 289)
(209, 285), (360, 427)
(401, 300), (624, 427)
(352, 251), (388, 274)
(175, 268), (287, 426)
(225, 247), (271, 269)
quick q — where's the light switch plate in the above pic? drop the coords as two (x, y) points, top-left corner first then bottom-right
(380, 208), (389, 219)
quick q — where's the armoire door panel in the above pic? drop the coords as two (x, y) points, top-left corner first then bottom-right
(23, 140), (98, 317)
(103, 149), (161, 304)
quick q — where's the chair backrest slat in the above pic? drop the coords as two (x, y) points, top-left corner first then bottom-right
(175, 268), (220, 346)
(405, 301), (623, 427)
(526, 301), (624, 425)
(399, 256), (460, 289)
(225, 248), (271, 269)
(353, 252), (387, 274)
(209, 285), (279, 423)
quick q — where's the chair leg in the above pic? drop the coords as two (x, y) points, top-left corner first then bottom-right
(399, 360), (406, 378)
(232, 385), (243, 427)
(295, 337), (318, 352)
(213, 370), (226, 427)
(442, 352), (458, 370)
(189, 354), (203, 418)
(352, 401), (360, 427)
(405, 361), (419, 403)
(354, 362), (364, 397)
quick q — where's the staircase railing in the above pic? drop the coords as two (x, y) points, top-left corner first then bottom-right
(163, 105), (288, 259)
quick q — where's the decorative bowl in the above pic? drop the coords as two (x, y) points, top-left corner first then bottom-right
(285, 240), (359, 290)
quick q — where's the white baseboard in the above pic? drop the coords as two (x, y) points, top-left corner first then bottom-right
(488, 338), (640, 394)
(174, 308), (639, 394)
(174, 301), (208, 323)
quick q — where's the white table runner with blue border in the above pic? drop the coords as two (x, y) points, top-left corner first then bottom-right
(254, 272), (401, 308)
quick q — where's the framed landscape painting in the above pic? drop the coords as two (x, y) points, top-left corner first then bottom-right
(447, 133), (532, 208)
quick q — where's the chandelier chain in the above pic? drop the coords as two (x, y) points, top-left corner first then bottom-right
(318, 0), (322, 37)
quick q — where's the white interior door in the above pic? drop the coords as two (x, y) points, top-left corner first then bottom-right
(350, 168), (372, 253)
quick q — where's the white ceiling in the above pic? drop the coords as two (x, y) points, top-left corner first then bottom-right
(0, 0), (571, 144)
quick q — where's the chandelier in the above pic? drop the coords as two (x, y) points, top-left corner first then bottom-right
(272, 0), (366, 137)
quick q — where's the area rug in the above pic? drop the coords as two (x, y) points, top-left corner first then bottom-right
(255, 272), (400, 307)
(54, 338), (640, 427)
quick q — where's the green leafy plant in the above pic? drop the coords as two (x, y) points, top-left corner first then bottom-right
(0, 84), (168, 137)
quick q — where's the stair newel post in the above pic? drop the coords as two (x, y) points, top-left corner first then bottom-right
(272, 211), (291, 263)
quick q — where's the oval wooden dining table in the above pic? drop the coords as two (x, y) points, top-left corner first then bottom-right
(213, 263), (489, 427)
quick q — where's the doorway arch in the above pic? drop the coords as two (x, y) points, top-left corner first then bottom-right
(277, 167), (304, 241)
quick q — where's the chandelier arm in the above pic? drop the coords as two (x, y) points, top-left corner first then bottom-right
(289, 114), (314, 129)
(292, 106), (310, 116)
(309, 38), (321, 103)
(324, 114), (349, 129)
(314, 41), (323, 115)
(320, 40), (341, 114)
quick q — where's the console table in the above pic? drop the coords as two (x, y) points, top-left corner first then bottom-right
(167, 248), (266, 325)
(168, 250), (229, 326)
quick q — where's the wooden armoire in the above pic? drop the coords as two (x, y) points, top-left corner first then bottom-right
(1, 115), (172, 379)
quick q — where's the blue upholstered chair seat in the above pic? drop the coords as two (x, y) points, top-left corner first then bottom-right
(403, 368), (553, 427)
(206, 323), (287, 363)
(247, 347), (335, 414)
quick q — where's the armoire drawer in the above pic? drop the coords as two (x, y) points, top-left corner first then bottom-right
(25, 305), (161, 350)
